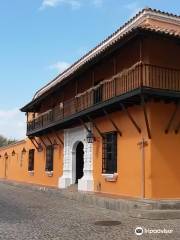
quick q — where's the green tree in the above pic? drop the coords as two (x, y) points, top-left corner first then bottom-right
(0, 135), (17, 147)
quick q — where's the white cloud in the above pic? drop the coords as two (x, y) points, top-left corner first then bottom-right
(0, 108), (26, 140)
(40, 0), (104, 10)
(40, 0), (81, 10)
(49, 61), (70, 73)
(92, 0), (103, 7)
(124, 2), (142, 18)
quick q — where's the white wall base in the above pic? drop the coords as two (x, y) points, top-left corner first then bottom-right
(78, 177), (94, 192)
(58, 176), (72, 189)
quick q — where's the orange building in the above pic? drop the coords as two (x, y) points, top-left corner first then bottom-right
(0, 8), (180, 199)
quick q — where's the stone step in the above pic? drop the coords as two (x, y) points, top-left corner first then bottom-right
(59, 190), (153, 212)
(130, 209), (180, 220)
(148, 201), (180, 210)
(66, 184), (78, 192)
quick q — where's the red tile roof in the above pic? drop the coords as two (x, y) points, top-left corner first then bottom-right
(139, 22), (180, 38)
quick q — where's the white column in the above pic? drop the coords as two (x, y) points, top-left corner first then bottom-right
(58, 133), (73, 188)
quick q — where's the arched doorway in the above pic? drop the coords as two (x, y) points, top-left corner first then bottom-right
(75, 142), (84, 184)
(59, 125), (94, 191)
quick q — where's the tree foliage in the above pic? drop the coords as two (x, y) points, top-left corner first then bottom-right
(0, 135), (17, 147)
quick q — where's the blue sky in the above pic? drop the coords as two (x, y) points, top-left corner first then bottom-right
(0, 0), (180, 139)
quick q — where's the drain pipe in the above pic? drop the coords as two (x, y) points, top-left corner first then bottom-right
(4, 156), (7, 178)
(138, 137), (148, 199)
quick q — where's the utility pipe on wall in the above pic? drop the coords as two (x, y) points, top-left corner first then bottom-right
(4, 156), (7, 178)
(138, 138), (148, 199)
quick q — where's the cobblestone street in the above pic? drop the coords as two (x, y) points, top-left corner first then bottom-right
(0, 182), (180, 240)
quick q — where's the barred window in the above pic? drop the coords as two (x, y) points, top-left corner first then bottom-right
(28, 149), (35, 171)
(45, 145), (54, 171)
(102, 132), (117, 174)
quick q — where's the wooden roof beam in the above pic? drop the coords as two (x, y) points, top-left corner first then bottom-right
(87, 116), (104, 138)
(38, 136), (47, 148)
(29, 138), (39, 151)
(103, 109), (122, 136)
(165, 102), (179, 134)
(175, 122), (180, 134)
(29, 137), (43, 152)
(54, 132), (64, 146)
(141, 95), (151, 139)
(119, 103), (141, 134)
(79, 118), (90, 132)
(46, 135), (53, 145)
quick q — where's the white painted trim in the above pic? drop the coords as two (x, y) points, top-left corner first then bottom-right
(45, 171), (53, 177)
(28, 171), (34, 176)
(102, 173), (118, 182)
(58, 124), (94, 191)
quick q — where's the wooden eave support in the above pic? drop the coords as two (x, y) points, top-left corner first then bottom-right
(38, 136), (47, 148)
(79, 118), (90, 132)
(119, 103), (141, 134)
(46, 135), (53, 145)
(141, 95), (151, 139)
(165, 102), (179, 134)
(54, 132), (64, 146)
(29, 137), (39, 151)
(103, 109), (122, 136)
(87, 116), (104, 138)
(32, 137), (40, 147)
(175, 122), (180, 134)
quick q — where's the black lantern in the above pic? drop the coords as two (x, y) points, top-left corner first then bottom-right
(12, 150), (16, 156)
(22, 147), (27, 154)
(86, 130), (95, 143)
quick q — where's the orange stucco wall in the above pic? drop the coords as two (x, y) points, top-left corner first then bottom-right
(0, 104), (152, 198)
(92, 101), (180, 199)
(150, 102), (180, 199)
(1, 102), (180, 199)
(92, 104), (152, 199)
(0, 133), (63, 187)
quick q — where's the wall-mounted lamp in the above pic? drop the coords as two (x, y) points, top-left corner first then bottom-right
(0, 154), (2, 159)
(12, 150), (16, 156)
(86, 130), (95, 143)
(4, 152), (8, 159)
(22, 148), (27, 154)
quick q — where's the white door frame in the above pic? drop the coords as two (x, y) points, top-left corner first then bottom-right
(58, 124), (94, 191)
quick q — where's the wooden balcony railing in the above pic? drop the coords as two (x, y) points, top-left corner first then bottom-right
(27, 62), (180, 134)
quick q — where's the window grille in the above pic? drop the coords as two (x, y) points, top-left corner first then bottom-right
(28, 149), (35, 171)
(102, 132), (117, 174)
(45, 145), (54, 171)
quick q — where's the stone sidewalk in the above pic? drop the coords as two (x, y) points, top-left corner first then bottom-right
(0, 181), (180, 239)
(2, 180), (180, 220)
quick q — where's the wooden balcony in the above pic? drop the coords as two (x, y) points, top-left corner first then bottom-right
(27, 62), (180, 136)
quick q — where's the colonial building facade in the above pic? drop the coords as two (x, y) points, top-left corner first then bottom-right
(0, 8), (180, 199)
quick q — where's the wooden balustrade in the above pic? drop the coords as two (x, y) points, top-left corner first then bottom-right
(27, 62), (180, 134)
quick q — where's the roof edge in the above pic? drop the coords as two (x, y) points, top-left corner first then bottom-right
(0, 139), (27, 151)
